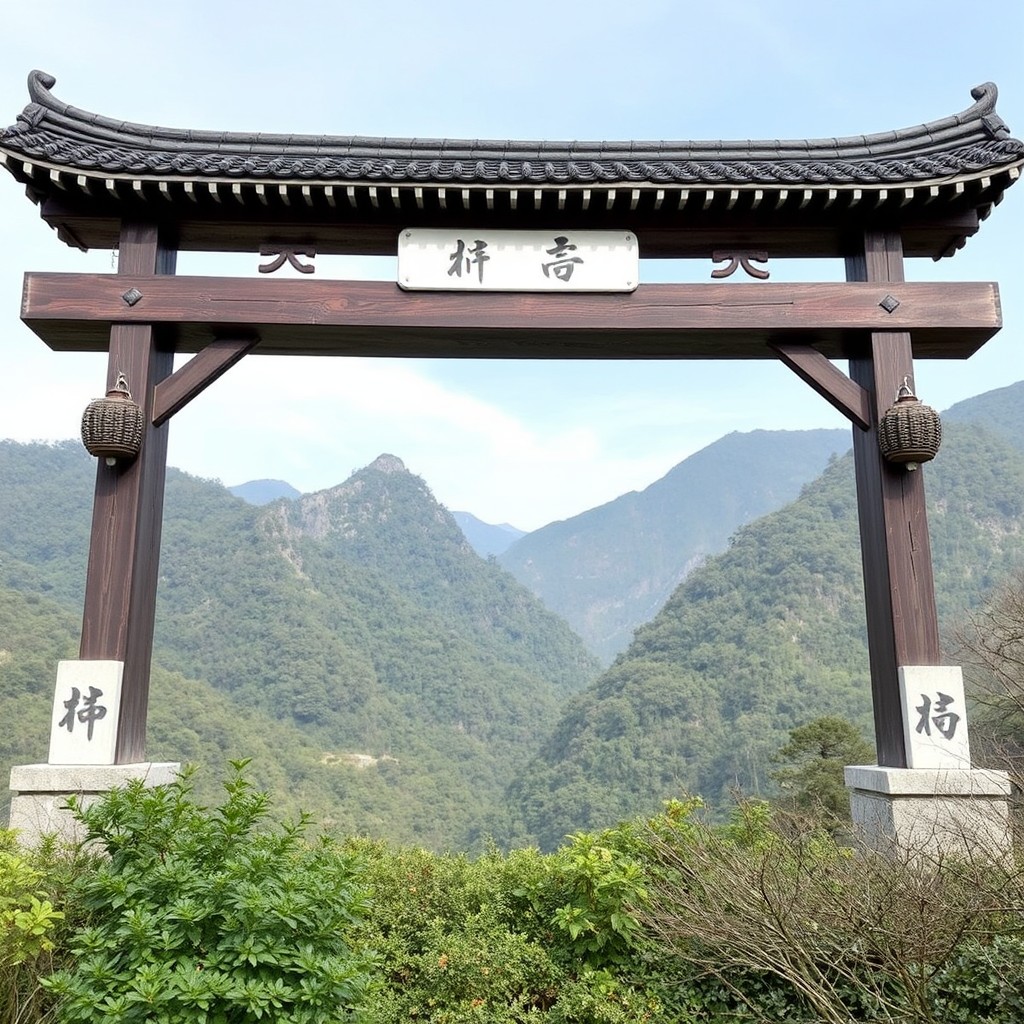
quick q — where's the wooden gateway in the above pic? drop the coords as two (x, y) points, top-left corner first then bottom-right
(2, 71), (1023, 784)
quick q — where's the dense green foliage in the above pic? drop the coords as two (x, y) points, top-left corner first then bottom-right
(0, 578), (375, 828)
(44, 763), (373, 1023)
(5, 769), (1023, 1024)
(508, 421), (1024, 848)
(0, 828), (74, 1023)
(349, 829), (664, 1023)
(0, 441), (93, 608)
(500, 428), (847, 662)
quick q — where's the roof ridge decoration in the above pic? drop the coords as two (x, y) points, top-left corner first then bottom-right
(3, 70), (1022, 187)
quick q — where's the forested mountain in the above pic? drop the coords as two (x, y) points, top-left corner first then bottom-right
(0, 443), (599, 848)
(498, 428), (848, 662)
(504, 418), (1024, 850)
(0, 582), (335, 824)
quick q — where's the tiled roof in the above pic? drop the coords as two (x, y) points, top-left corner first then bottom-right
(2, 72), (1021, 259)
(3, 71), (1020, 186)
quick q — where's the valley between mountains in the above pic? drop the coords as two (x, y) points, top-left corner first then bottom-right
(3, 381), (1024, 850)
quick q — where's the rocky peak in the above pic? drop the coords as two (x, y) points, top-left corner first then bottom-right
(368, 454), (406, 474)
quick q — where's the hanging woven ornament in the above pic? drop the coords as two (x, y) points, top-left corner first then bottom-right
(81, 372), (144, 465)
(878, 377), (941, 470)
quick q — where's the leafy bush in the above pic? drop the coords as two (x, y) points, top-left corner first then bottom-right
(932, 934), (1024, 1023)
(0, 833), (65, 970)
(0, 829), (86, 1024)
(348, 842), (557, 1023)
(43, 761), (374, 1024)
(543, 830), (647, 970)
(9, 762), (1022, 1024)
(348, 831), (668, 1024)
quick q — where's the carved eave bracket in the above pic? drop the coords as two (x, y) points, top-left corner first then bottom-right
(711, 250), (769, 279)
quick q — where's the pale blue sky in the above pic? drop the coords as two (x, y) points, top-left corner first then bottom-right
(1, 1), (1022, 529)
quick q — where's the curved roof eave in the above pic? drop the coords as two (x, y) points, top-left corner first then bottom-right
(2, 70), (1022, 189)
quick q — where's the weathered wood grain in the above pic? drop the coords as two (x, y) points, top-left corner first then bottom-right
(21, 275), (1001, 358)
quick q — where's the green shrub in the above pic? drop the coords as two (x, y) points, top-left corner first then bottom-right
(347, 842), (558, 1023)
(0, 829), (85, 1024)
(43, 761), (374, 1024)
(0, 831), (65, 970)
(932, 934), (1024, 1024)
(543, 830), (647, 971)
(348, 835), (669, 1023)
(22, 770), (1023, 1024)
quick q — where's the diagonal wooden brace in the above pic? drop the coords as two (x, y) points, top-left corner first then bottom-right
(152, 336), (260, 427)
(770, 342), (872, 430)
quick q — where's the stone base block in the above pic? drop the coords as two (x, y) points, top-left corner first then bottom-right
(845, 765), (1014, 861)
(8, 762), (180, 847)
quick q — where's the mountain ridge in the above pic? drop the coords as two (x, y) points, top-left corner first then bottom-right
(451, 511), (525, 558)
(499, 427), (849, 661)
(228, 478), (301, 505)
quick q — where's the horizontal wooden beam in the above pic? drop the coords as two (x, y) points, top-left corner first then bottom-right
(21, 274), (1001, 359)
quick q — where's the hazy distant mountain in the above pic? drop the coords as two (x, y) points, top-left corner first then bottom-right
(499, 428), (849, 662)
(228, 478), (301, 504)
(452, 511), (526, 558)
(943, 380), (1024, 452)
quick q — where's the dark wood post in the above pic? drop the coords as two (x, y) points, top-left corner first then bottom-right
(846, 229), (942, 767)
(79, 222), (176, 763)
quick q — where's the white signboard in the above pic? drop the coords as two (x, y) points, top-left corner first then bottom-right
(398, 229), (638, 292)
(48, 660), (123, 765)
(899, 665), (971, 769)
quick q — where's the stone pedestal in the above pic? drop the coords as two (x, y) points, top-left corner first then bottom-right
(8, 762), (180, 847)
(845, 765), (1014, 860)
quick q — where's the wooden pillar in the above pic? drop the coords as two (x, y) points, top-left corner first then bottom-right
(79, 222), (176, 763)
(846, 229), (941, 767)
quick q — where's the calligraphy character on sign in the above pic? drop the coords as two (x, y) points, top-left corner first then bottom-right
(915, 691), (960, 741)
(448, 239), (490, 283)
(58, 685), (108, 741)
(541, 236), (584, 282)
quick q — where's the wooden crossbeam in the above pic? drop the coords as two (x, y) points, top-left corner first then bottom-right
(21, 275), (1000, 359)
